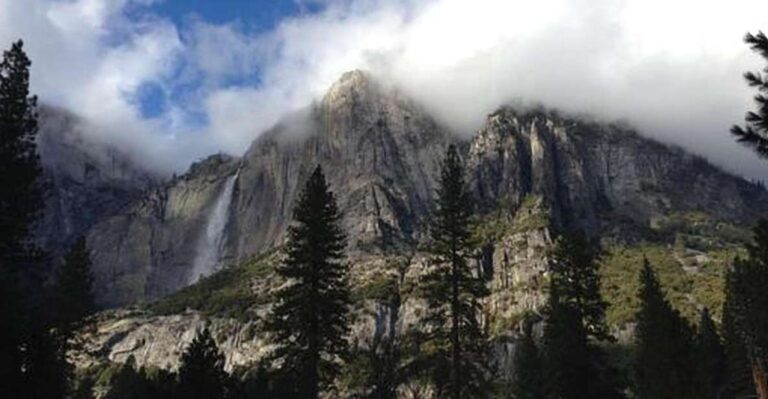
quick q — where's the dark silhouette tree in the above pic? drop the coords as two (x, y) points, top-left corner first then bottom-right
(53, 236), (95, 333)
(693, 308), (726, 399)
(0, 40), (62, 399)
(421, 144), (489, 399)
(0, 39), (41, 259)
(542, 233), (622, 399)
(177, 328), (228, 399)
(266, 165), (350, 399)
(722, 268), (757, 399)
(508, 320), (544, 399)
(101, 357), (177, 399)
(732, 31), (768, 157)
(103, 357), (151, 399)
(549, 233), (611, 342)
(730, 31), (768, 399)
(543, 287), (592, 399)
(634, 259), (695, 399)
(728, 220), (768, 399)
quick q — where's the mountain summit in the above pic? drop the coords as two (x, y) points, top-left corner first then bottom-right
(55, 71), (767, 308)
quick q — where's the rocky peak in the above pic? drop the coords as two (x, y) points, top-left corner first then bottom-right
(35, 105), (161, 258)
(81, 72), (768, 307)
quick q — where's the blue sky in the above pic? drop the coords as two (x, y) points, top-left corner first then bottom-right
(150, 0), (305, 29)
(2, 0), (768, 178)
(137, 0), (319, 120)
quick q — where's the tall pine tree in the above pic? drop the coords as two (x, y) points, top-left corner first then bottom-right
(693, 308), (726, 399)
(421, 144), (489, 399)
(543, 288), (591, 399)
(548, 233), (611, 342)
(0, 39), (41, 258)
(728, 220), (768, 399)
(177, 327), (229, 399)
(542, 233), (621, 399)
(267, 165), (350, 399)
(508, 320), (544, 399)
(722, 267), (757, 399)
(53, 236), (95, 334)
(0, 40), (60, 399)
(634, 259), (695, 399)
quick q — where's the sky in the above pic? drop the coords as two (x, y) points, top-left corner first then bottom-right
(2, 0), (768, 179)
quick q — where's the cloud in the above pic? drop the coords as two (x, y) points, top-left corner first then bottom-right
(2, 0), (768, 179)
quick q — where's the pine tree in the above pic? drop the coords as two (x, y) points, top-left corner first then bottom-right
(421, 144), (489, 399)
(509, 320), (544, 399)
(693, 308), (726, 399)
(542, 284), (593, 399)
(53, 236), (95, 334)
(634, 259), (695, 399)
(728, 220), (768, 399)
(549, 233), (611, 342)
(722, 268), (757, 399)
(730, 31), (768, 399)
(177, 328), (228, 399)
(0, 39), (41, 259)
(542, 233), (621, 399)
(732, 31), (768, 157)
(266, 165), (350, 399)
(0, 40), (50, 399)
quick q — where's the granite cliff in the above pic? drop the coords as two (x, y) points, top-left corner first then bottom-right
(62, 71), (768, 378)
(35, 106), (159, 261)
(81, 71), (767, 308)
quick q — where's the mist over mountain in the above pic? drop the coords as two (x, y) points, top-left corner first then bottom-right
(7, 2), (768, 397)
(3, 0), (768, 179)
(32, 70), (763, 309)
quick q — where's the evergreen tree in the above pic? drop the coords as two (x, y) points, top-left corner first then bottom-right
(509, 320), (544, 399)
(732, 31), (768, 157)
(722, 268), (757, 399)
(549, 233), (611, 342)
(421, 144), (489, 399)
(0, 40), (56, 399)
(728, 220), (768, 399)
(266, 165), (350, 399)
(177, 328), (228, 399)
(52, 236), (95, 333)
(0, 39), (41, 259)
(542, 233), (621, 399)
(103, 359), (178, 399)
(103, 357), (149, 399)
(633, 259), (695, 399)
(693, 308), (726, 399)
(730, 31), (768, 399)
(542, 285), (593, 399)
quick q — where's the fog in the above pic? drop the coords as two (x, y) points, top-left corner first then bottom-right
(2, 0), (768, 178)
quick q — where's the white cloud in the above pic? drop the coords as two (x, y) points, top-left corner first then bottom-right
(2, 0), (768, 178)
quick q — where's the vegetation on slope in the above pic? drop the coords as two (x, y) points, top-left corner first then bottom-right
(148, 250), (281, 320)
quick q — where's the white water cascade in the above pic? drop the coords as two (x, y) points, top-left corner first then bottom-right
(189, 169), (240, 284)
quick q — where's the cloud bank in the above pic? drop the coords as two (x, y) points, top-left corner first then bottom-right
(2, 0), (768, 178)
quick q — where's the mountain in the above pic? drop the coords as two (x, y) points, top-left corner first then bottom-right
(35, 106), (160, 260)
(81, 70), (768, 308)
(59, 70), (768, 378)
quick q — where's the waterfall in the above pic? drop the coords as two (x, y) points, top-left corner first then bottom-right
(189, 169), (239, 284)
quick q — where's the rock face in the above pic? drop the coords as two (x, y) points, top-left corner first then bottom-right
(75, 309), (265, 372)
(87, 154), (240, 307)
(467, 108), (767, 237)
(70, 72), (768, 377)
(87, 71), (450, 307)
(83, 70), (768, 310)
(35, 106), (159, 260)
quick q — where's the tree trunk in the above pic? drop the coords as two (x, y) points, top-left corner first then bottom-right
(753, 360), (768, 399)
